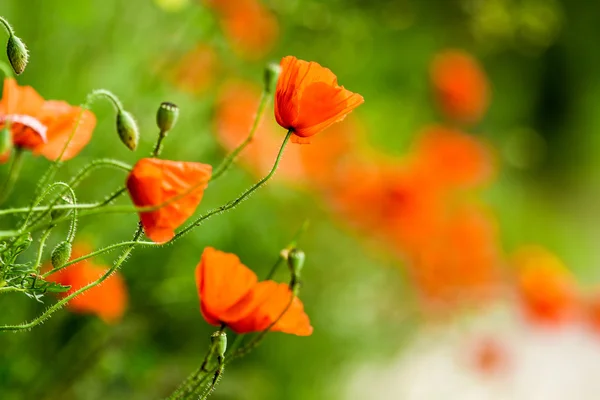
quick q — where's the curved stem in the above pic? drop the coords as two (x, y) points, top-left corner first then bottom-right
(33, 228), (53, 274)
(42, 239), (155, 278)
(87, 89), (123, 112)
(19, 181), (73, 229)
(21, 159), (130, 229)
(211, 90), (268, 182)
(168, 130), (292, 243)
(0, 147), (24, 205)
(0, 16), (14, 36)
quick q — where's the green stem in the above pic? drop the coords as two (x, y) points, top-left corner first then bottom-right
(0, 147), (24, 205)
(168, 130), (292, 243)
(21, 159), (130, 229)
(0, 16), (14, 36)
(211, 90), (269, 181)
(87, 89), (123, 112)
(19, 181), (73, 229)
(152, 130), (168, 157)
(33, 228), (53, 273)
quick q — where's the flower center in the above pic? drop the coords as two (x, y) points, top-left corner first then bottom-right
(0, 114), (48, 144)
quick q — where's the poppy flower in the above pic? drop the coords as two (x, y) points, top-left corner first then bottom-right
(430, 50), (489, 124)
(514, 246), (579, 326)
(126, 158), (212, 243)
(0, 78), (96, 163)
(195, 247), (312, 336)
(275, 56), (364, 144)
(583, 289), (600, 335)
(411, 125), (495, 189)
(45, 243), (127, 323)
(205, 0), (278, 59)
(169, 44), (219, 95)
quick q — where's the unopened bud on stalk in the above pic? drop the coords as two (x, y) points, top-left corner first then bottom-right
(0, 126), (12, 161)
(51, 195), (73, 221)
(156, 102), (179, 133)
(51, 241), (72, 268)
(287, 248), (305, 278)
(211, 331), (227, 359)
(264, 62), (281, 94)
(6, 35), (28, 75)
(116, 110), (139, 151)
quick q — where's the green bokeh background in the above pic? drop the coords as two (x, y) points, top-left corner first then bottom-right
(1, 0), (600, 398)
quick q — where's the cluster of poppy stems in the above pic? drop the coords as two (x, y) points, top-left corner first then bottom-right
(0, 15), (363, 399)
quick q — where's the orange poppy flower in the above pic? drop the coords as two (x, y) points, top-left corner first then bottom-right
(45, 243), (127, 324)
(205, 0), (278, 59)
(275, 56), (364, 144)
(411, 125), (495, 189)
(430, 50), (490, 124)
(126, 158), (212, 243)
(169, 44), (219, 95)
(514, 246), (580, 326)
(0, 78), (96, 163)
(195, 247), (312, 335)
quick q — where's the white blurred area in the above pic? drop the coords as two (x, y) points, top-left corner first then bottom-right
(343, 304), (600, 400)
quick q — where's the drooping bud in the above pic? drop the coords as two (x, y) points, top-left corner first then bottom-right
(0, 126), (12, 162)
(264, 62), (281, 94)
(116, 110), (139, 151)
(50, 195), (73, 221)
(156, 102), (179, 133)
(287, 248), (305, 278)
(51, 241), (72, 269)
(211, 331), (227, 360)
(6, 35), (28, 75)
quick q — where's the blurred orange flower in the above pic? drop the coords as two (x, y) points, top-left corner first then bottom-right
(582, 289), (600, 335)
(275, 56), (364, 144)
(430, 50), (489, 124)
(126, 158), (212, 243)
(169, 44), (219, 95)
(514, 246), (580, 326)
(195, 247), (312, 335)
(205, 0), (278, 59)
(411, 125), (495, 189)
(0, 78), (96, 163)
(46, 243), (127, 324)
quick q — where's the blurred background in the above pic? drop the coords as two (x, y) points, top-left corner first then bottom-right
(2, 0), (600, 398)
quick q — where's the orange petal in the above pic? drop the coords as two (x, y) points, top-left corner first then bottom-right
(195, 247), (258, 324)
(229, 281), (313, 336)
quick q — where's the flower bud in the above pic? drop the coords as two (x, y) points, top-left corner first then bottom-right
(116, 111), (139, 151)
(156, 102), (179, 133)
(0, 126), (12, 162)
(264, 62), (281, 94)
(51, 241), (72, 269)
(6, 35), (28, 75)
(287, 248), (305, 278)
(13, 234), (32, 255)
(211, 331), (227, 359)
(50, 195), (73, 221)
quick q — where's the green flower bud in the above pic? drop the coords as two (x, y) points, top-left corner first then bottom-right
(6, 35), (28, 75)
(13, 234), (32, 255)
(264, 62), (281, 94)
(50, 195), (73, 221)
(116, 111), (139, 151)
(211, 331), (227, 359)
(0, 126), (12, 159)
(287, 248), (305, 278)
(51, 241), (72, 269)
(156, 102), (179, 133)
